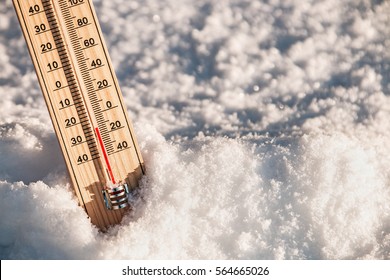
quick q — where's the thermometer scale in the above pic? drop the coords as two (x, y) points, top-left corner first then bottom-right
(13, 0), (145, 229)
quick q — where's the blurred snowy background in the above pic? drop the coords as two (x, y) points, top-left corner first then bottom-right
(1, 0), (390, 259)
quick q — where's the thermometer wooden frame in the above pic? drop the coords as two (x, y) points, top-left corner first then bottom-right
(13, 0), (145, 229)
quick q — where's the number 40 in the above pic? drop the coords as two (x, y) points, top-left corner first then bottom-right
(117, 141), (128, 150)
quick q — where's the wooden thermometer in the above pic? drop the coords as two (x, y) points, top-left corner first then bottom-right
(12, 0), (145, 229)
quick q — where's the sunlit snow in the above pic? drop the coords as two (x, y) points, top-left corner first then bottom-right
(1, 0), (390, 259)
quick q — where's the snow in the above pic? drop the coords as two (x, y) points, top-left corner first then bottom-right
(1, 0), (390, 259)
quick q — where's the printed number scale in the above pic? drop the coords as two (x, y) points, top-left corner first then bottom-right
(13, 0), (145, 229)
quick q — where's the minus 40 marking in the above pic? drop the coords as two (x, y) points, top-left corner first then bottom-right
(76, 153), (97, 165)
(116, 141), (129, 150)
(75, 141), (129, 165)
(107, 141), (130, 155)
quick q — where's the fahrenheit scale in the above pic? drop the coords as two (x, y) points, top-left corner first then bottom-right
(13, 0), (145, 229)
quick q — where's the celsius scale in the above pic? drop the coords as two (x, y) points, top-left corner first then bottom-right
(12, 0), (145, 229)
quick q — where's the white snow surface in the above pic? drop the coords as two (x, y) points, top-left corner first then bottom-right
(1, 0), (390, 259)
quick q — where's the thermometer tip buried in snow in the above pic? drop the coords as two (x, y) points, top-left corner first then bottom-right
(102, 183), (131, 210)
